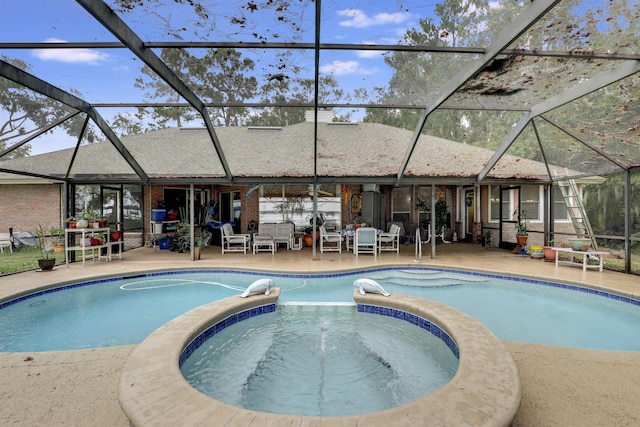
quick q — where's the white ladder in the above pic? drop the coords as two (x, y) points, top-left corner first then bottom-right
(557, 179), (598, 251)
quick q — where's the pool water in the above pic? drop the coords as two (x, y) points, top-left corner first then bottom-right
(180, 305), (458, 416)
(1, 268), (639, 352)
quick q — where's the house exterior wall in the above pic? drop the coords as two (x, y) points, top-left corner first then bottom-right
(1, 182), (579, 250)
(0, 184), (63, 234)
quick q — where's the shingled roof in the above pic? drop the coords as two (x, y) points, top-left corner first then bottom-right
(0, 122), (564, 185)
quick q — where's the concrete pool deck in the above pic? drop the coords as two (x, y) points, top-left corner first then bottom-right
(1, 242), (639, 426)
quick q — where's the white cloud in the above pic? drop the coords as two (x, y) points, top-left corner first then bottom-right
(32, 38), (111, 65)
(355, 42), (386, 59)
(338, 9), (411, 28)
(356, 49), (384, 59)
(319, 60), (371, 76)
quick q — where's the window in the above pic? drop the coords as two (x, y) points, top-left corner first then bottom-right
(489, 185), (541, 222)
(416, 186), (431, 227)
(520, 186), (540, 221)
(258, 184), (341, 231)
(552, 185), (570, 221)
(489, 186), (510, 222)
(392, 187), (411, 223)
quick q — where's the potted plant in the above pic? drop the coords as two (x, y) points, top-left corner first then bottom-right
(543, 239), (556, 262)
(303, 215), (323, 247)
(50, 227), (65, 253)
(193, 232), (208, 259)
(96, 216), (108, 228)
(514, 209), (529, 246)
(75, 209), (90, 228)
(65, 216), (78, 228)
(35, 224), (56, 271)
(193, 230), (211, 259)
(110, 229), (122, 242)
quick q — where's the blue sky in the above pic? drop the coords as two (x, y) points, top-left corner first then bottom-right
(1, 1), (426, 102)
(0, 1), (436, 153)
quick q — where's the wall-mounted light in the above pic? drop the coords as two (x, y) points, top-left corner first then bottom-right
(466, 196), (473, 206)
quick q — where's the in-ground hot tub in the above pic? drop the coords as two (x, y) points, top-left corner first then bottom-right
(118, 289), (521, 426)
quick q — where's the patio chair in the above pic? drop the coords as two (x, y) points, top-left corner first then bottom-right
(274, 222), (295, 250)
(0, 233), (13, 253)
(378, 224), (401, 253)
(354, 227), (377, 258)
(221, 223), (250, 254)
(320, 225), (343, 253)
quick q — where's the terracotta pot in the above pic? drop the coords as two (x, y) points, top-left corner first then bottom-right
(110, 231), (122, 241)
(516, 235), (528, 246)
(304, 235), (314, 247)
(68, 221), (77, 229)
(543, 246), (555, 262)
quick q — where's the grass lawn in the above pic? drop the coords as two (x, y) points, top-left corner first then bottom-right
(0, 246), (66, 275)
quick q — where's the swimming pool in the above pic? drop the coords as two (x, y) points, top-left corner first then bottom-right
(1, 267), (639, 352)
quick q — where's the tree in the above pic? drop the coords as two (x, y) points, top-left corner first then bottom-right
(0, 56), (96, 158)
(246, 75), (352, 126)
(126, 48), (257, 130)
(363, 0), (491, 140)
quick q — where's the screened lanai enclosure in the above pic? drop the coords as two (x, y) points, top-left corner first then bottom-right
(0, 0), (638, 274)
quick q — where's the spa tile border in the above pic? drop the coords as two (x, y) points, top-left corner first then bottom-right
(179, 303), (276, 366)
(359, 303), (459, 359)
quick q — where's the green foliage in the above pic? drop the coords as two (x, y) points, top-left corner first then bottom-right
(247, 75), (350, 126)
(435, 200), (449, 232)
(514, 210), (529, 236)
(50, 227), (65, 244)
(121, 47), (258, 131)
(35, 224), (51, 259)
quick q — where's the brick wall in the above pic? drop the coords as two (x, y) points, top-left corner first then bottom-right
(0, 184), (63, 234)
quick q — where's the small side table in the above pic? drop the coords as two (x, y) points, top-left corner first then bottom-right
(253, 235), (275, 254)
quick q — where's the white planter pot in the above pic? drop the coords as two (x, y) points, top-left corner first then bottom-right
(76, 219), (88, 228)
(83, 237), (92, 247)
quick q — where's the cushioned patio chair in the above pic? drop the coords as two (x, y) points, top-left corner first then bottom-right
(378, 223), (401, 253)
(274, 222), (295, 250)
(354, 227), (377, 258)
(221, 223), (250, 254)
(320, 225), (343, 253)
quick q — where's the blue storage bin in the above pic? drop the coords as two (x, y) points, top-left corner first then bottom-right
(158, 238), (170, 250)
(152, 209), (166, 221)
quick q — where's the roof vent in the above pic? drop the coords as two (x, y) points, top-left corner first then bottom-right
(305, 110), (333, 123)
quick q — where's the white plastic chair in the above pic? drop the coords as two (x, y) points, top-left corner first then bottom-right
(354, 227), (377, 258)
(274, 222), (295, 250)
(378, 223), (401, 253)
(320, 225), (343, 253)
(221, 223), (250, 254)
